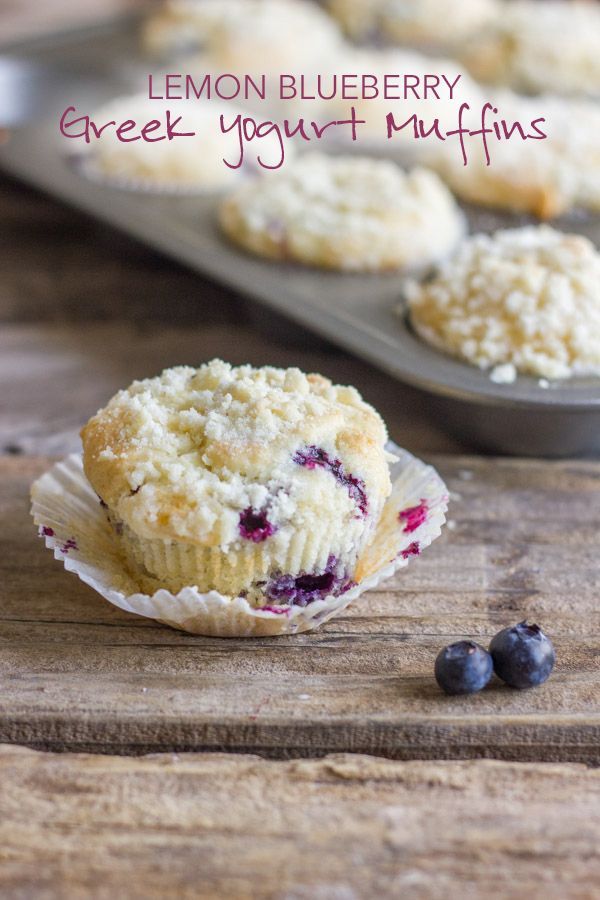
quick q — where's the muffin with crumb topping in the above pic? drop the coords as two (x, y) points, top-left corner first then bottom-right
(405, 226), (600, 381)
(81, 360), (392, 607)
(219, 154), (464, 272)
(143, 0), (343, 74)
(328, 0), (498, 50)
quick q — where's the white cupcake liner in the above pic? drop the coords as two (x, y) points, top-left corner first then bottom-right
(30, 443), (448, 637)
(114, 511), (374, 599)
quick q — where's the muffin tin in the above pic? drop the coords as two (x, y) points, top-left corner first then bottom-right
(1, 14), (598, 457)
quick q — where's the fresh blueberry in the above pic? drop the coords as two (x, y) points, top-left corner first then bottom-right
(434, 641), (493, 695)
(490, 621), (555, 689)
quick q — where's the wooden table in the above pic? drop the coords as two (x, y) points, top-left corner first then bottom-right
(3, 452), (600, 762)
(3, 746), (600, 898)
(2, 5), (600, 889)
(2, 172), (600, 895)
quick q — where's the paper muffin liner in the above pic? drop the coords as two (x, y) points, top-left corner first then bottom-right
(112, 509), (376, 600)
(30, 443), (448, 637)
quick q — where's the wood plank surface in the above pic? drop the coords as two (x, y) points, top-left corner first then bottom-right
(2, 454), (599, 761)
(2, 745), (600, 899)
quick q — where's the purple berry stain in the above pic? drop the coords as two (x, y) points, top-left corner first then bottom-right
(293, 446), (367, 517)
(258, 605), (292, 616)
(399, 499), (428, 534)
(60, 537), (78, 554)
(265, 555), (354, 607)
(401, 541), (421, 559)
(239, 507), (276, 543)
(39, 526), (55, 538)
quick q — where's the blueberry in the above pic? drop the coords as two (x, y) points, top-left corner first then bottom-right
(490, 621), (555, 689)
(434, 641), (493, 695)
(293, 446), (368, 517)
(238, 507), (276, 543)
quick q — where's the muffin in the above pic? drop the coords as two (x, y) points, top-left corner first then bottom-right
(81, 360), (392, 605)
(219, 154), (464, 272)
(323, 46), (483, 149)
(78, 95), (286, 191)
(143, 0), (344, 74)
(460, 0), (600, 97)
(328, 0), (498, 51)
(426, 90), (600, 219)
(405, 226), (600, 382)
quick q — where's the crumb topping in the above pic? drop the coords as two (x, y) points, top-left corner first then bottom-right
(81, 360), (390, 545)
(226, 154), (458, 240)
(461, 0), (600, 96)
(406, 226), (600, 380)
(144, 0), (343, 71)
(429, 90), (600, 218)
(329, 0), (498, 45)
(220, 153), (464, 271)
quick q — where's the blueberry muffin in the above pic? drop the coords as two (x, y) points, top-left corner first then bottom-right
(219, 154), (464, 272)
(405, 226), (600, 381)
(460, 0), (600, 98)
(427, 90), (600, 219)
(329, 0), (498, 50)
(81, 360), (392, 605)
(324, 46), (483, 149)
(80, 95), (285, 191)
(143, 0), (344, 74)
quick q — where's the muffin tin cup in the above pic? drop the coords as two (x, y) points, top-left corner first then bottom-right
(30, 443), (448, 637)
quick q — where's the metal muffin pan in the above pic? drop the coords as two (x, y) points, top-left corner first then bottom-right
(1, 15), (598, 457)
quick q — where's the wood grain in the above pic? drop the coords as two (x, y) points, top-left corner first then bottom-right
(2, 745), (600, 899)
(2, 455), (600, 761)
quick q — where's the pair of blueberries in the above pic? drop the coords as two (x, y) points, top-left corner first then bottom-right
(435, 622), (555, 695)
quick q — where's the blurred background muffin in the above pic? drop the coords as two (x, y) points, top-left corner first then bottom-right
(143, 0), (345, 74)
(328, 0), (499, 53)
(460, 0), (600, 97)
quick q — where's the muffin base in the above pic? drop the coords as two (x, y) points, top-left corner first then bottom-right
(108, 508), (374, 604)
(31, 446), (448, 637)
